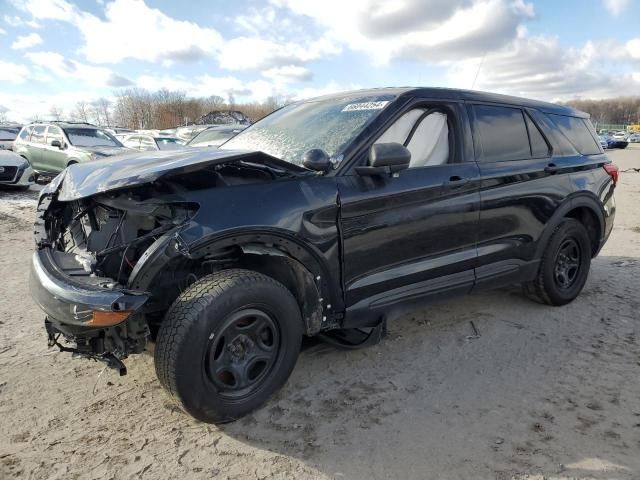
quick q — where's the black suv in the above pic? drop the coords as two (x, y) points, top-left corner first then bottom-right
(30, 88), (617, 423)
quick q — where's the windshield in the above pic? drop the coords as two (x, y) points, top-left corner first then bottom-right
(64, 128), (122, 147)
(155, 138), (182, 150)
(220, 94), (396, 165)
(188, 128), (243, 146)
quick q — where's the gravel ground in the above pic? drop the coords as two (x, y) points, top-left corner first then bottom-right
(1, 146), (639, 480)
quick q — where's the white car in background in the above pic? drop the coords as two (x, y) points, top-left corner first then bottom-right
(0, 150), (34, 189)
(121, 134), (185, 151)
(629, 133), (640, 143)
(612, 131), (629, 141)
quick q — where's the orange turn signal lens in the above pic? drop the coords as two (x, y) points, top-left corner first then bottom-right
(87, 310), (132, 327)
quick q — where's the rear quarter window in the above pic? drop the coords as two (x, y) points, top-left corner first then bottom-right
(473, 105), (531, 162)
(548, 114), (601, 155)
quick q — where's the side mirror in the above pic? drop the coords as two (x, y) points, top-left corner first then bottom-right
(356, 143), (411, 176)
(302, 148), (331, 173)
(50, 139), (62, 148)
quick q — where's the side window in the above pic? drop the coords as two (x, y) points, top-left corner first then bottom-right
(46, 126), (63, 145)
(375, 107), (450, 168)
(139, 136), (156, 150)
(30, 126), (47, 144)
(18, 126), (32, 141)
(473, 105), (530, 162)
(123, 136), (141, 149)
(548, 114), (601, 155)
(524, 114), (550, 158)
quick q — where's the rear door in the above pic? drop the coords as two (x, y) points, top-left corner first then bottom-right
(27, 125), (47, 171)
(42, 125), (67, 172)
(337, 101), (480, 313)
(470, 104), (576, 288)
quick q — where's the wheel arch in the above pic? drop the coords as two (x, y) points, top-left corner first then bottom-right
(536, 192), (605, 259)
(130, 229), (340, 336)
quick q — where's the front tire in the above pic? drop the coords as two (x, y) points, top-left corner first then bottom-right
(154, 269), (303, 423)
(524, 218), (592, 306)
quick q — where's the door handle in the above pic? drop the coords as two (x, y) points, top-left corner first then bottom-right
(544, 163), (560, 174)
(445, 175), (469, 187)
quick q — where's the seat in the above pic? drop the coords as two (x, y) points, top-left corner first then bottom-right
(375, 108), (426, 145)
(406, 112), (449, 168)
(375, 109), (449, 168)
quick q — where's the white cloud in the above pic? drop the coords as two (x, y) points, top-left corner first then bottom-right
(11, 32), (42, 50)
(218, 36), (339, 71)
(447, 36), (640, 100)
(25, 51), (133, 88)
(270, 0), (534, 64)
(15, 0), (223, 64)
(0, 27), (6, 35)
(628, 38), (640, 60)
(263, 65), (313, 83)
(136, 72), (325, 102)
(3, 13), (40, 28)
(0, 59), (29, 84)
(603, 0), (630, 16)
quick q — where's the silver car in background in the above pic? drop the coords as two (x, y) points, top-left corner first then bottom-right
(0, 125), (21, 151)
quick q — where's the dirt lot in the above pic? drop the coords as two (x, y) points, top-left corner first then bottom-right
(1, 146), (639, 480)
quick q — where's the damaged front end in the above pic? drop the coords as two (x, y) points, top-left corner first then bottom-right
(32, 180), (198, 374)
(30, 149), (312, 373)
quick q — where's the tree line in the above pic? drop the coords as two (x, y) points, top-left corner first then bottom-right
(42, 88), (290, 129)
(563, 97), (640, 126)
(40, 91), (640, 130)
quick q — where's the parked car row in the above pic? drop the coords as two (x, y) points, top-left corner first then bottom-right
(0, 121), (247, 188)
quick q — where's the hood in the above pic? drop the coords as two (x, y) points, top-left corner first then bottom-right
(43, 147), (307, 202)
(81, 145), (130, 156)
(0, 150), (28, 166)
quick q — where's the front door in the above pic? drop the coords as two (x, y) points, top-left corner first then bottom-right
(337, 101), (480, 318)
(42, 126), (68, 172)
(27, 125), (47, 171)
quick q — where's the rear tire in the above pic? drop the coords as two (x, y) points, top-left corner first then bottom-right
(523, 218), (591, 306)
(154, 269), (302, 423)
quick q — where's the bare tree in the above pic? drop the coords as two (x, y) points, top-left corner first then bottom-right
(108, 87), (283, 129)
(49, 104), (63, 121)
(96, 98), (112, 127)
(564, 97), (640, 126)
(72, 101), (90, 123)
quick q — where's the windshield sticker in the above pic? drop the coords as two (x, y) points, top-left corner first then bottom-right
(341, 101), (389, 112)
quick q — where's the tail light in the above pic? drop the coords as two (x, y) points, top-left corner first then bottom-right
(603, 163), (619, 187)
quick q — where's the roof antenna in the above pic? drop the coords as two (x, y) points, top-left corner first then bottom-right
(471, 52), (486, 90)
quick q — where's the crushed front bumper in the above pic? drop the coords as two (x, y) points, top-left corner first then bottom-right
(30, 248), (151, 374)
(30, 248), (149, 334)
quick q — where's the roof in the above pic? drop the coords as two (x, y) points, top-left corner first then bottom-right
(27, 121), (99, 128)
(303, 87), (589, 118)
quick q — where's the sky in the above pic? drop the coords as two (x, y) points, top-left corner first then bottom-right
(0, 0), (639, 122)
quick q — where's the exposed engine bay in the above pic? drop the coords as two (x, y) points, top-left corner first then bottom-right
(36, 157), (308, 373)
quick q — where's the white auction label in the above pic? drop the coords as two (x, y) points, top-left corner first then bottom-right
(341, 101), (389, 112)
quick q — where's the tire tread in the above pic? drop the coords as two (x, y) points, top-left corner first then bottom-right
(154, 269), (291, 406)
